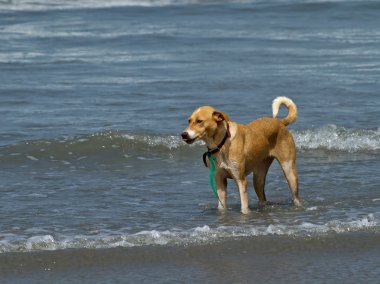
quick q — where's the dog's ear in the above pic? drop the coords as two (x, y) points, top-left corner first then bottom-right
(213, 110), (230, 122)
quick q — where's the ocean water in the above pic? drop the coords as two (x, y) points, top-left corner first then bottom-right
(0, 0), (379, 283)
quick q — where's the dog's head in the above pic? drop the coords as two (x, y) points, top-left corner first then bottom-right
(181, 106), (229, 144)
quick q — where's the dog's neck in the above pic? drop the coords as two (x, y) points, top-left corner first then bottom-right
(204, 121), (230, 150)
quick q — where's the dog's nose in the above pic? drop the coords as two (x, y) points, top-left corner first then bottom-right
(181, 132), (189, 140)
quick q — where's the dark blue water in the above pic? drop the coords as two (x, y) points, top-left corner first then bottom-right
(0, 1), (379, 282)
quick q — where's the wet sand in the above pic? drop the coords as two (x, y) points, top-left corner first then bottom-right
(1, 233), (379, 283)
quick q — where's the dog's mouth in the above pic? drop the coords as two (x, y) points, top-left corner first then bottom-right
(182, 137), (197, 144)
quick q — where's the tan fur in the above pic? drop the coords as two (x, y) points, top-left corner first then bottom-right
(182, 97), (301, 214)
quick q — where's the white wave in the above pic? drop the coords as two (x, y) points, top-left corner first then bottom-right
(0, 0), (234, 11)
(123, 133), (203, 150)
(1, 126), (379, 162)
(0, 23), (179, 42)
(25, 235), (55, 251)
(0, 214), (378, 253)
(293, 125), (380, 153)
(0, 0), (166, 11)
(1, 0), (374, 11)
(123, 125), (380, 153)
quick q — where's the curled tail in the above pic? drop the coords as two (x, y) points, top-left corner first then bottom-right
(272, 96), (297, 126)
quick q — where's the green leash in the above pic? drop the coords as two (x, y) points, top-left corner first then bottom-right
(207, 154), (225, 209)
(201, 123), (230, 209)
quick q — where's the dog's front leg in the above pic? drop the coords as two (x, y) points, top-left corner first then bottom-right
(236, 178), (250, 214)
(215, 174), (227, 210)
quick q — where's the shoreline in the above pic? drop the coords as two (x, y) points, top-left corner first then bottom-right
(1, 232), (379, 283)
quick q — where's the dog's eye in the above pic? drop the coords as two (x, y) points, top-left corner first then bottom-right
(196, 120), (203, 124)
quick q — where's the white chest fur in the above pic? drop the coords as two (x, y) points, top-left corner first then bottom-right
(215, 153), (239, 178)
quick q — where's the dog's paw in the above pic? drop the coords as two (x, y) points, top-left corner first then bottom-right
(218, 204), (227, 211)
(241, 207), (251, 215)
(293, 198), (302, 207)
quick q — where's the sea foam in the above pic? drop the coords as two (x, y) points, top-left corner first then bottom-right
(1, 126), (379, 167)
(294, 125), (380, 153)
(0, 214), (377, 253)
(0, 0), (225, 11)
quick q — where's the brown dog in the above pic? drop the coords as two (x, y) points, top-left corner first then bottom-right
(181, 97), (301, 213)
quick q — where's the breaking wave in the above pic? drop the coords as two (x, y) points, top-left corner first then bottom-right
(0, 0), (374, 12)
(0, 214), (378, 253)
(0, 130), (197, 165)
(0, 0), (250, 11)
(0, 0), (185, 11)
(294, 125), (380, 153)
(0, 125), (379, 165)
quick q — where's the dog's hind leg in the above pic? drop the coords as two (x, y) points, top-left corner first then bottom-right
(253, 157), (274, 206)
(279, 159), (301, 206)
(273, 130), (301, 206)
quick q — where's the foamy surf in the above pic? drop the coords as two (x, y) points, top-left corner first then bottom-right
(0, 125), (379, 166)
(0, 0), (247, 11)
(1, 0), (372, 12)
(121, 125), (380, 153)
(0, 214), (377, 253)
(294, 125), (380, 153)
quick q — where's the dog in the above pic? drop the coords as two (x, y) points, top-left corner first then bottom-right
(181, 97), (301, 213)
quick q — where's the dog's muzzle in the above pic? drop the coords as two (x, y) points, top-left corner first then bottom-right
(181, 131), (196, 144)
